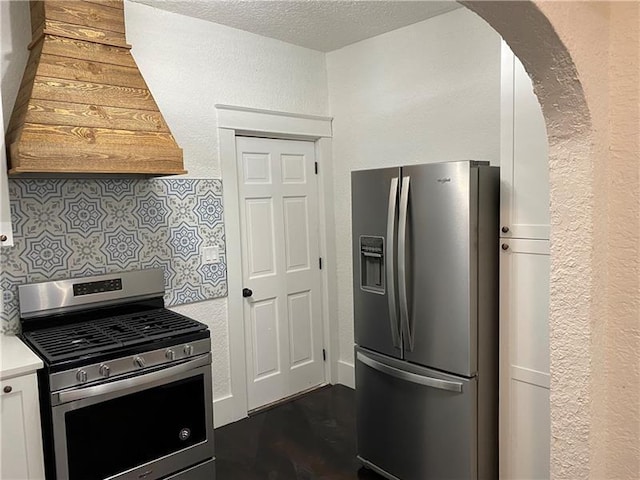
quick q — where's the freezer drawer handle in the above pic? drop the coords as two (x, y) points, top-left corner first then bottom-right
(386, 176), (401, 348)
(357, 352), (463, 393)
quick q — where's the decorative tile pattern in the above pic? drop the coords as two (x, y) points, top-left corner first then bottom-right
(0, 179), (228, 333)
(105, 228), (144, 269)
(63, 193), (107, 236)
(135, 191), (170, 232)
(170, 223), (203, 260)
(24, 232), (73, 278)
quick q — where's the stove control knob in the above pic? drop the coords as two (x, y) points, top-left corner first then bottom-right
(134, 356), (146, 368)
(99, 364), (110, 378)
(165, 349), (176, 361)
(76, 370), (88, 383)
(183, 344), (194, 356)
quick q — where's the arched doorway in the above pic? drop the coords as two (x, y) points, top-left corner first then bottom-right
(461, 2), (639, 478)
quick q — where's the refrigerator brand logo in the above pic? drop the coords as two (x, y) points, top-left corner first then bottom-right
(437, 177), (452, 184)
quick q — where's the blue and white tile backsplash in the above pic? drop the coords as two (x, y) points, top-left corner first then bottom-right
(0, 178), (227, 333)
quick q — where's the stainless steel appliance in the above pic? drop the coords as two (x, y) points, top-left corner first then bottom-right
(352, 161), (499, 480)
(18, 269), (215, 480)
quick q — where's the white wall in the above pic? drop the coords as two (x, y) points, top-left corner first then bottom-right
(1, 1), (32, 129)
(124, 1), (329, 178)
(326, 8), (502, 384)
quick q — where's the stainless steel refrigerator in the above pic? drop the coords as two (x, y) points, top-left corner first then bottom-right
(352, 161), (499, 480)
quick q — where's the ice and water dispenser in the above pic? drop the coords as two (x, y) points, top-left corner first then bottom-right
(359, 236), (385, 294)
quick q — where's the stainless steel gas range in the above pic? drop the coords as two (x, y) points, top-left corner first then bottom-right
(18, 269), (215, 480)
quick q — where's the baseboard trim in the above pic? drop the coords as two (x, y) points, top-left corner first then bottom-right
(214, 394), (246, 428)
(337, 360), (355, 389)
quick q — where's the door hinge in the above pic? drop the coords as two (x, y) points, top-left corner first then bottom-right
(314, 162), (318, 175)
(319, 257), (323, 269)
(322, 348), (326, 361)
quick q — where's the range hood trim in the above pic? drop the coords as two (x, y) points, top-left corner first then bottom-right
(6, 0), (186, 177)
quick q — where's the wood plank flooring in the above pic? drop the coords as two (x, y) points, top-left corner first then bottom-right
(215, 385), (384, 480)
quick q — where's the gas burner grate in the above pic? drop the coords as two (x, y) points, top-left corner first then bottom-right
(23, 309), (205, 363)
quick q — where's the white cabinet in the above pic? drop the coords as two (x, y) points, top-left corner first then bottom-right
(500, 43), (550, 240)
(1, 89), (14, 247)
(500, 42), (551, 480)
(0, 336), (45, 480)
(499, 239), (550, 479)
(0, 373), (45, 480)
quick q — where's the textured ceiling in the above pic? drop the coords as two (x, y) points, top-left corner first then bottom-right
(131, 0), (462, 52)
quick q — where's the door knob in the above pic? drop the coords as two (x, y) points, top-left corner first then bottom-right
(242, 288), (253, 298)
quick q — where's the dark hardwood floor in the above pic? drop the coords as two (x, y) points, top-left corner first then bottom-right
(215, 385), (384, 480)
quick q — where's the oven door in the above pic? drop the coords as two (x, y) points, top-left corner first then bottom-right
(50, 354), (214, 480)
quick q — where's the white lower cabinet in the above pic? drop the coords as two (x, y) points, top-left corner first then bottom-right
(499, 238), (550, 479)
(0, 373), (45, 480)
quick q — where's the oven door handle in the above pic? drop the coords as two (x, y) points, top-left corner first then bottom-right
(55, 354), (211, 404)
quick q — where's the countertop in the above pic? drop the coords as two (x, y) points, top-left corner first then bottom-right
(0, 335), (43, 380)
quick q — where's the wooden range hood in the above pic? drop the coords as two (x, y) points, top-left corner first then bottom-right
(6, 0), (186, 175)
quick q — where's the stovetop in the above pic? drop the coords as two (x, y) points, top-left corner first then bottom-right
(21, 308), (208, 366)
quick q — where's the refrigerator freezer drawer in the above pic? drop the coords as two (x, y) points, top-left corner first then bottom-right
(356, 349), (478, 480)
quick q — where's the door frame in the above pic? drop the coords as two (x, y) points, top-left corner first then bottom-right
(216, 104), (336, 423)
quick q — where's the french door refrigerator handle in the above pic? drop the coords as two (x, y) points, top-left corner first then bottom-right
(398, 175), (413, 351)
(357, 351), (463, 392)
(386, 176), (401, 348)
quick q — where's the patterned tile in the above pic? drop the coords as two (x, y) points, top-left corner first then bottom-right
(24, 232), (73, 279)
(22, 198), (65, 236)
(199, 258), (227, 287)
(202, 224), (226, 250)
(0, 239), (27, 275)
(63, 193), (108, 237)
(103, 197), (138, 230)
(139, 230), (171, 260)
(105, 227), (145, 269)
(0, 178), (228, 333)
(172, 282), (204, 304)
(68, 264), (108, 278)
(14, 179), (64, 202)
(64, 179), (102, 197)
(169, 196), (198, 225)
(98, 179), (136, 199)
(9, 201), (27, 238)
(0, 273), (21, 332)
(134, 191), (170, 232)
(172, 257), (201, 286)
(170, 223), (203, 260)
(166, 179), (197, 199)
(195, 193), (224, 226)
(67, 233), (107, 271)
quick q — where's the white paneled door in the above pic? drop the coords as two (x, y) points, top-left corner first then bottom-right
(236, 136), (324, 411)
